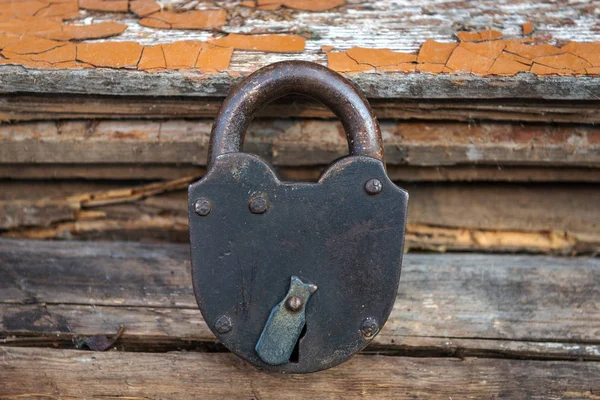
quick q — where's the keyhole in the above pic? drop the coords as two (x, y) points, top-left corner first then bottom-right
(289, 324), (307, 363)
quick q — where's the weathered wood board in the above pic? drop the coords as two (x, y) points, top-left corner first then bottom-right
(1, 1), (600, 99)
(1, 95), (599, 124)
(2, 119), (599, 167)
(1, 239), (598, 360)
(1, 348), (599, 400)
(1, 179), (598, 253)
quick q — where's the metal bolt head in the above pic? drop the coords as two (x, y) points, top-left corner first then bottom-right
(285, 296), (304, 312)
(365, 178), (383, 195)
(214, 315), (232, 334)
(249, 195), (268, 214)
(360, 317), (379, 338)
(194, 197), (211, 216)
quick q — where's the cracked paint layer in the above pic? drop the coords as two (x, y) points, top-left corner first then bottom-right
(79, 0), (129, 12)
(129, 0), (161, 17)
(0, 1), (598, 78)
(326, 29), (600, 76)
(139, 9), (227, 30)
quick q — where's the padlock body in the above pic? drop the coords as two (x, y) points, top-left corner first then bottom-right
(189, 153), (408, 373)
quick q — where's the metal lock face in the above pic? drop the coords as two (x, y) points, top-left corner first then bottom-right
(189, 61), (408, 373)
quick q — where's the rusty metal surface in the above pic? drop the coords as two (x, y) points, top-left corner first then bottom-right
(189, 61), (408, 373)
(208, 60), (384, 167)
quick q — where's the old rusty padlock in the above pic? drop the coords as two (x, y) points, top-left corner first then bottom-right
(189, 61), (408, 373)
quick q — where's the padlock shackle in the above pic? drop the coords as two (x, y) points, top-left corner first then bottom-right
(208, 61), (384, 167)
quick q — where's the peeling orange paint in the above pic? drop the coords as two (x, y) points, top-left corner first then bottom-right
(561, 42), (600, 66)
(417, 63), (446, 74)
(445, 46), (495, 75)
(162, 41), (203, 69)
(488, 52), (530, 75)
(2, 35), (61, 54)
(0, 1), (48, 18)
(0, 16), (62, 36)
(346, 46), (416, 67)
(78, 0), (128, 12)
(326, 52), (371, 73)
(530, 63), (573, 76)
(0, 8), (599, 80)
(533, 53), (591, 70)
(196, 45), (234, 73)
(457, 30), (502, 42)
(46, 22), (127, 40)
(502, 51), (532, 66)
(209, 34), (305, 52)
(129, 0), (160, 17)
(138, 44), (165, 70)
(76, 41), (143, 68)
(32, 42), (75, 63)
(504, 42), (562, 59)
(139, 9), (227, 30)
(459, 41), (505, 59)
(417, 40), (457, 64)
(326, 29), (600, 77)
(36, 2), (79, 19)
(586, 67), (600, 75)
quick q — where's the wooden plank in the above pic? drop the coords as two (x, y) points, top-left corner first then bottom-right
(1, 95), (599, 124)
(3, 66), (599, 100)
(3, 164), (600, 182)
(1, 347), (599, 399)
(1, 239), (598, 360)
(2, 120), (600, 168)
(1, 179), (598, 253)
(1, 1), (600, 99)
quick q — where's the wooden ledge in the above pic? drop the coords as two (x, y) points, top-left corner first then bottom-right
(1, 239), (598, 359)
(2, 66), (598, 99)
(0, 239), (598, 398)
(1, 348), (599, 399)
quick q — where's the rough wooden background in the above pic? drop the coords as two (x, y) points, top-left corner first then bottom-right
(1, 240), (599, 398)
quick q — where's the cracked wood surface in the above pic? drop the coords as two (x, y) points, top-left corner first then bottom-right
(2, 119), (599, 167)
(1, 348), (598, 399)
(1, 95), (599, 124)
(0, 0), (599, 98)
(0, 239), (599, 361)
(0, 178), (598, 254)
(2, 164), (600, 182)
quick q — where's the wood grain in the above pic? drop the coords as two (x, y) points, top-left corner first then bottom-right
(2, 66), (598, 99)
(1, 239), (598, 360)
(2, 119), (599, 167)
(0, 347), (599, 399)
(1, 178), (598, 253)
(1, 95), (599, 124)
(1, 1), (599, 99)
(2, 164), (600, 182)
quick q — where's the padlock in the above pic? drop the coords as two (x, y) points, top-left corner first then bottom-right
(189, 61), (408, 373)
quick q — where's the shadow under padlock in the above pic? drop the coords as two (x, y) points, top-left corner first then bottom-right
(188, 61), (408, 373)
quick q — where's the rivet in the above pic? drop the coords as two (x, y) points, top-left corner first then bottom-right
(365, 178), (383, 195)
(214, 315), (232, 334)
(249, 195), (268, 214)
(285, 296), (304, 312)
(194, 197), (211, 216)
(360, 317), (379, 338)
